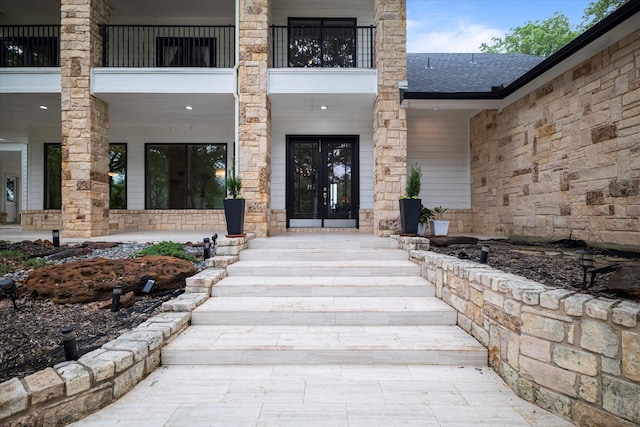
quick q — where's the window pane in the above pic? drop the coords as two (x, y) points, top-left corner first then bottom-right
(288, 18), (355, 68)
(109, 144), (127, 209)
(146, 144), (226, 209)
(44, 144), (62, 209)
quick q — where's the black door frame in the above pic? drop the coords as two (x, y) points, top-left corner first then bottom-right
(286, 135), (360, 228)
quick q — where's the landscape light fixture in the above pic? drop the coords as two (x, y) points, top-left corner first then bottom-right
(111, 285), (122, 312)
(52, 230), (60, 247)
(61, 326), (78, 361)
(212, 233), (218, 257)
(577, 249), (594, 287)
(143, 280), (156, 293)
(480, 244), (490, 264)
(203, 237), (211, 259)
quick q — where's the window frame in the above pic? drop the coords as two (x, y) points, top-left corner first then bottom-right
(287, 17), (357, 68)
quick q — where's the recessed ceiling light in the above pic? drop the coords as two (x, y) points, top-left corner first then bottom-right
(185, 105), (193, 110)
(39, 105), (48, 110)
(320, 105), (328, 110)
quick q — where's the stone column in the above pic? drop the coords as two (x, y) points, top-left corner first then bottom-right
(238, 0), (272, 237)
(373, 0), (407, 236)
(60, 0), (110, 237)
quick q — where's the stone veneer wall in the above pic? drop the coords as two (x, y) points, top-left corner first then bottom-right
(21, 210), (227, 232)
(60, 0), (111, 238)
(372, 0), (407, 236)
(414, 249), (640, 426)
(238, 0), (272, 238)
(470, 30), (640, 250)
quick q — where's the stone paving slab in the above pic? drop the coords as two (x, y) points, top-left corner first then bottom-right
(69, 365), (574, 426)
(226, 260), (421, 276)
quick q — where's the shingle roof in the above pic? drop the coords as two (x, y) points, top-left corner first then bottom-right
(407, 52), (544, 93)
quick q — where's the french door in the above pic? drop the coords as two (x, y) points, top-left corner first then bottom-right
(286, 136), (359, 228)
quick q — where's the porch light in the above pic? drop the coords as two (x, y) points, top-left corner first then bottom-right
(108, 171), (120, 177)
(215, 168), (226, 178)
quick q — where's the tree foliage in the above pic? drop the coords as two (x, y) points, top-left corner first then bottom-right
(479, 0), (628, 57)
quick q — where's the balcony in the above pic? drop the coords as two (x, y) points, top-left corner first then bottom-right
(271, 24), (375, 69)
(101, 25), (235, 68)
(1, 25), (60, 67)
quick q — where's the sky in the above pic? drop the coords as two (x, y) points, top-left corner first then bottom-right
(407, 0), (593, 52)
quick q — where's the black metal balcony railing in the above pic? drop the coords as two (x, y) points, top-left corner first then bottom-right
(101, 25), (235, 68)
(0, 25), (60, 67)
(272, 25), (375, 68)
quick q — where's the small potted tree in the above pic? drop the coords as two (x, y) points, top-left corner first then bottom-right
(223, 158), (245, 237)
(430, 205), (450, 236)
(418, 205), (433, 237)
(399, 163), (422, 235)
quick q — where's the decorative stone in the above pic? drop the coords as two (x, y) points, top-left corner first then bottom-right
(23, 367), (64, 404)
(55, 362), (91, 396)
(78, 349), (115, 382)
(574, 401), (637, 427)
(520, 355), (577, 397)
(534, 386), (573, 419)
(564, 293), (594, 316)
(102, 339), (149, 362)
(621, 331), (640, 382)
(113, 361), (145, 399)
(608, 266), (640, 299)
(612, 301), (640, 327)
(585, 298), (618, 320)
(540, 289), (575, 310)
(580, 319), (618, 358)
(521, 312), (565, 342)
(603, 375), (640, 424)
(578, 375), (599, 403)
(552, 345), (598, 376)
(0, 378), (28, 419)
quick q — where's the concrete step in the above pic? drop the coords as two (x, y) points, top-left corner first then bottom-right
(161, 325), (488, 366)
(226, 260), (420, 277)
(248, 236), (398, 250)
(191, 296), (455, 326)
(211, 276), (435, 297)
(239, 248), (408, 261)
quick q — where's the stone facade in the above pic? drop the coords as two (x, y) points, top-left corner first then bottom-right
(238, 0), (272, 238)
(470, 30), (640, 250)
(60, 0), (111, 238)
(373, 0), (407, 236)
(417, 250), (640, 426)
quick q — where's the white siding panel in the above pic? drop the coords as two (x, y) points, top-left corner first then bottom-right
(407, 110), (471, 209)
(271, 115), (373, 210)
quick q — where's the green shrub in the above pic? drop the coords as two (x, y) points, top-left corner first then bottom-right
(134, 241), (198, 261)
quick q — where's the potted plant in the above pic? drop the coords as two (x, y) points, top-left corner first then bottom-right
(223, 158), (246, 237)
(430, 205), (450, 236)
(399, 163), (422, 235)
(418, 205), (433, 237)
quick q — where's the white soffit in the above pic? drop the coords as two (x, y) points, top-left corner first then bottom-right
(92, 68), (235, 95)
(269, 68), (377, 94)
(0, 69), (61, 93)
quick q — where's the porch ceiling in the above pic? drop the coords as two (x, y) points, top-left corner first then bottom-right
(96, 93), (235, 128)
(0, 93), (61, 143)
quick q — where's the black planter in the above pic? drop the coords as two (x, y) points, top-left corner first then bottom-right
(399, 198), (421, 235)
(223, 198), (246, 236)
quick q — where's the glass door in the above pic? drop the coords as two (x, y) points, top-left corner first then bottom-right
(286, 136), (359, 228)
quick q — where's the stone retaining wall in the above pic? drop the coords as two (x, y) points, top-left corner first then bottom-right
(413, 249), (640, 426)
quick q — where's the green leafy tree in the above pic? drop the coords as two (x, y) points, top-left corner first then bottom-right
(479, 0), (628, 57)
(579, 0), (628, 31)
(479, 12), (578, 57)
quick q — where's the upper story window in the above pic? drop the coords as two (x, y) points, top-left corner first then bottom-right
(288, 18), (356, 68)
(156, 37), (215, 67)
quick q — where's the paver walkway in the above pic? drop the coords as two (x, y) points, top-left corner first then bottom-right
(72, 234), (573, 426)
